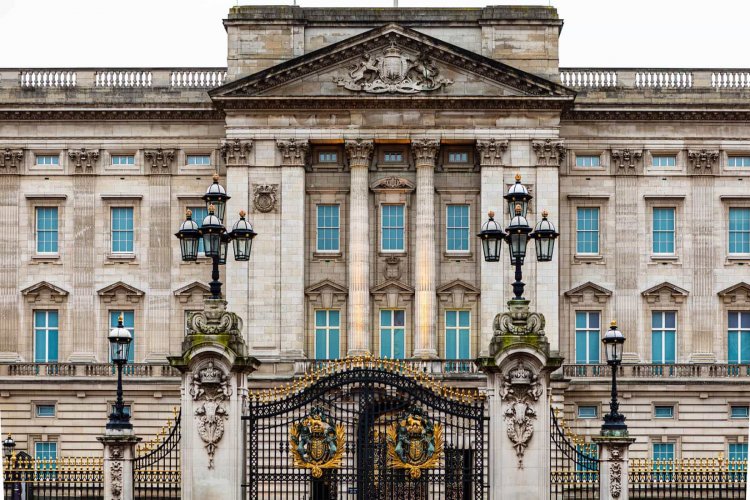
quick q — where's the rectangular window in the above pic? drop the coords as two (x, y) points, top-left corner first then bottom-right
(448, 151), (468, 163)
(36, 155), (59, 166)
(316, 205), (340, 252)
(652, 443), (675, 472)
(652, 311), (677, 364)
(110, 311), (134, 363)
(652, 208), (676, 255)
(188, 206), (207, 254)
(652, 155), (676, 167)
(36, 207), (59, 254)
(654, 406), (675, 418)
(111, 155), (135, 166)
(384, 151), (403, 163)
(576, 155), (600, 167)
(446, 205), (470, 252)
(187, 155), (211, 166)
(34, 442), (57, 460)
(577, 406), (598, 419)
(318, 151), (338, 163)
(111, 207), (134, 253)
(576, 208), (600, 255)
(730, 443), (749, 461)
(314, 310), (340, 360)
(729, 208), (750, 255)
(445, 310), (470, 359)
(575, 311), (600, 364)
(381, 204), (405, 252)
(380, 310), (405, 359)
(728, 156), (750, 168)
(731, 405), (750, 419)
(34, 310), (58, 363)
(36, 404), (56, 418)
(728, 311), (750, 364)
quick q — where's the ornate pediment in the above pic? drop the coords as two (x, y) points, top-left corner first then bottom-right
(209, 24), (574, 110)
(97, 281), (145, 303)
(564, 282), (612, 304)
(305, 280), (348, 309)
(371, 279), (415, 309)
(173, 281), (211, 304)
(436, 280), (480, 309)
(370, 176), (415, 192)
(21, 281), (69, 303)
(641, 282), (689, 304)
(718, 282), (750, 305)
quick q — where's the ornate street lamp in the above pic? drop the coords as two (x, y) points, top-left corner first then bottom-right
(601, 320), (628, 435)
(478, 173), (559, 300)
(175, 174), (257, 299)
(107, 314), (133, 430)
(2, 433), (15, 459)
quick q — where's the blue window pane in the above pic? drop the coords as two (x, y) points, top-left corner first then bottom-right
(329, 311), (340, 328)
(446, 323), (457, 359)
(653, 443), (674, 461)
(576, 208), (600, 254)
(458, 328), (470, 358)
(36, 207), (59, 254)
(446, 205), (470, 252)
(394, 310), (404, 327)
(380, 310), (391, 327)
(458, 310), (470, 327)
(577, 406), (598, 418)
(742, 333), (750, 364)
(393, 329), (404, 359)
(315, 310), (326, 326)
(730, 443), (748, 461)
(575, 312), (586, 329)
(729, 312), (739, 329)
(731, 406), (749, 419)
(317, 205), (340, 252)
(189, 207), (208, 254)
(575, 311), (600, 364)
(576, 156), (600, 167)
(653, 208), (676, 254)
(382, 205), (405, 251)
(35, 442), (57, 460)
(654, 406), (674, 418)
(34, 330), (46, 362)
(381, 327), (392, 358)
(34, 310), (58, 363)
(187, 155), (211, 165)
(446, 311), (456, 328)
(36, 405), (56, 417)
(665, 312), (676, 329)
(729, 331), (739, 364)
(381, 310), (405, 359)
(111, 208), (134, 253)
(729, 208), (750, 254)
(587, 332), (599, 364)
(315, 329), (327, 359)
(743, 314), (750, 329)
(445, 311), (471, 359)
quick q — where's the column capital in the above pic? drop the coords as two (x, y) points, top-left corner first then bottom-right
(410, 138), (440, 167)
(476, 138), (508, 167)
(0, 148), (23, 173)
(143, 148), (176, 174)
(345, 139), (374, 168)
(68, 148), (100, 174)
(276, 138), (309, 167)
(531, 138), (565, 166)
(220, 138), (253, 166)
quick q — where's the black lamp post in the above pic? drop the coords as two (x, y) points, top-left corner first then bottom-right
(601, 320), (628, 435)
(3, 433), (15, 460)
(478, 174), (559, 299)
(107, 314), (133, 430)
(175, 174), (257, 299)
(3, 433), (20, 499)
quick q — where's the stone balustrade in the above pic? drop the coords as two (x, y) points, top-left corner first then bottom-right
(291, 358), (480, 376)
(0, 362), (180, 377)
(560, 67), (750, 90)
(3, 68), (227, 89)
(563, 363), (750, 379)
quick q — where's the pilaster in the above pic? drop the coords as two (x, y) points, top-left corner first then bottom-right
(411, 139), (439, 359)
(345, 139), (374, 356)
(145, 173), (172, 362)
(690, 175), (716, 359)
(0, 156), (21, 360)
(614, 175), (639, 348)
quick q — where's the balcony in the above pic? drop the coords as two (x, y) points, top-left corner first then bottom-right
(562, 363), (750, 380)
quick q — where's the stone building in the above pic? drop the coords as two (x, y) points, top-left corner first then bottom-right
(0, 4), (748, 464)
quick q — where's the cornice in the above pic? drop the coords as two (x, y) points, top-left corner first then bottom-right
(563, 107), (750, 122)
(0, 109), (225, 121)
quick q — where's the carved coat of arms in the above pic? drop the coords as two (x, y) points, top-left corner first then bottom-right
(190, 361), (232, 469)
(337, 44), (452, 94)
(386, 407), (443, 479)
(289, 407), (345, 478)
(253, 184), (278, 213)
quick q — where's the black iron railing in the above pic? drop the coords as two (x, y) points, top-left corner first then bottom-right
(630, 457), (747, 499)
(133, 407), (181, 499)
(550, 407), (600, 499)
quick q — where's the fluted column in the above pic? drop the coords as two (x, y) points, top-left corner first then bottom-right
(345, 139), (374, 356)
(145, 173), (172, 362)
(0, 151), (22, 361)
(411, 139), (440, 359)
(477, 139), (508, 357)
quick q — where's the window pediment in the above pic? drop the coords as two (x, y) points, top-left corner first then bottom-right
(642, 282), (689, 304)
(21, 281), (69, 304)
(564, 281), (612, 305)
(173, 281), (211, 305)
(97, 281), (144, 304)
(371, 279), (414, 308)
(306, 280), (348, 309)
(718, 282), (750, 306)
(370, 176), (415, 193)
(436, 279), (480, 309)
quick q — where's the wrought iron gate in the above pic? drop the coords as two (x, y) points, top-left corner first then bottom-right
(550, 407), (599, 499)
(133, 407), (181, 499)
(244, 358), (488, 499)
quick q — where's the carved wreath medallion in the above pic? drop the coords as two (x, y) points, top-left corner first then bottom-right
(253, 184), (278, 213)
(289, 406), (346, 478)
(386, 407), (443, 479)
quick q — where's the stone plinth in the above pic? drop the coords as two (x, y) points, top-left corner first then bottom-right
(593, 435), (636, 500)
(168, 298), (259, 500)
(98, 430), (141, 500)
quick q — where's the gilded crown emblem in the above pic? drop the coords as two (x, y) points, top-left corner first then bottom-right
(289, 407), (345, 478)
(386, 407), (443, 479)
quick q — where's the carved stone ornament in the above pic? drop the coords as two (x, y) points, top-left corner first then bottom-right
(373, 176), (414, 191)
(190, 360), (232, 469)
(609, 446), (624, 498)
(144, 148), (175, 172)
(0, 148), (23, 173)
(493, 300), (545, 337)
(532, 139), (566, 166)
(476, 139), (508, 167)
(110, 460), (123, 499)
(499, 361), (543, 468)
(185, 300), (243, 336)
(220, 138), (253, 166)
(384, 256), (402, 280)
(688, 149), (719, 170)
(411, 139), (440, 166)
(277, 139), (309, 167)
(336, 43), (452, 94)
(611, 149), (643, 170)
(345, 139), (374, 168)
(252, 184), (278, 213)
(68, 148), (100, 173)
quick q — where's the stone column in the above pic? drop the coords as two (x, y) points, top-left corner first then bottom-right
(411, 139), (440, 359)
(98, 431), (140, 500)
(593, 436), (636, 500)
(477, 139), (508, 358)
(0, 150), (22, 361)
(345, 139), (374, 356)
(169, 299), (259, 500)
(277, 139), (308, 359)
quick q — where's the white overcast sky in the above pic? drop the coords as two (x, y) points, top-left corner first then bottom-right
(1, 0), (749, 68)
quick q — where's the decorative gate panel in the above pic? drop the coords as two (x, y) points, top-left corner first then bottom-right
(133, 407), (181, 499)
(244, 358), (488, 500)
(550, 407), (599, 499)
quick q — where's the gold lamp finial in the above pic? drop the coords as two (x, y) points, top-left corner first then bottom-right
(610, 320), (617, 327)
(514, 203), (522, 215)
(488, 210), (495, 219)
(515, 173), (521, 182)
(542, 209), (549, 218)
(239, 209), (246, 218)
(185, 208), (192, 218)
(212, 172), (219, 182)
(208, 203), (216, 214)
(118, 313), (124, 323)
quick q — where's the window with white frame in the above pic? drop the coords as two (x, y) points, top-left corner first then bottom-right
(109, 311), (135, 363)
(730, 443), (748, 461)
(35, 404), (56, 418)
(576, 208), (600, 255)
(446, 205), (470, 253)
(111, 207), (134, 253)
(729, 208), (750, 255)
(111, 155), (135, 166)
(575, 311), (600, 364)
(380, 309), (405, 359)
(34, 310), (59, 363)
(652, 311), (677, 364)
(728, 156), (750, 168)
(314, 310), (340, 360)
(576, 155), (600, 167)
(652, 442), (675, 462)
(188, 206), (208, 254)
(187, 155), (211, 166)
(728, 311), (750, 364)
(652, 155), (676, 167)
(445, 310), (470, 359)
(36, 155), (59, 166)
(448, 151), (469, 163)
(35, 207), (59, 254)
(318, 151), (338, 163)
(381, 204), (405, 252)
(384, 151), (404, 163)
(652, 208), (676, 255)
(316, 204), (340, 253)
(654, 405), (675, 418)
(35, 441), (57, 460)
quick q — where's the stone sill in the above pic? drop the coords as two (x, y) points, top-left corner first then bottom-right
(30, 255), (61, 265)
(312, 251), (343, 262)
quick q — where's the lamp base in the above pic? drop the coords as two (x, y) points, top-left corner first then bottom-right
(601, 413), (628, 437)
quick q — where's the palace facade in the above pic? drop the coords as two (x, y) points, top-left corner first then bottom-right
(1, 5), (749, 463)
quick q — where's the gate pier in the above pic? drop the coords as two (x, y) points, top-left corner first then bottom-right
(168, 298), (259, 500)
(478, 298), (562, 500)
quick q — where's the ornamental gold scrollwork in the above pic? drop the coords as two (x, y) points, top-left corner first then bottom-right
(386, 407), (443, 479)
(289, 407), (346, 478)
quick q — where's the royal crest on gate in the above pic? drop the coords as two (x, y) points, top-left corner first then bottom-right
(289, 406), (346, 478)
(386, 407), (444, 479)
